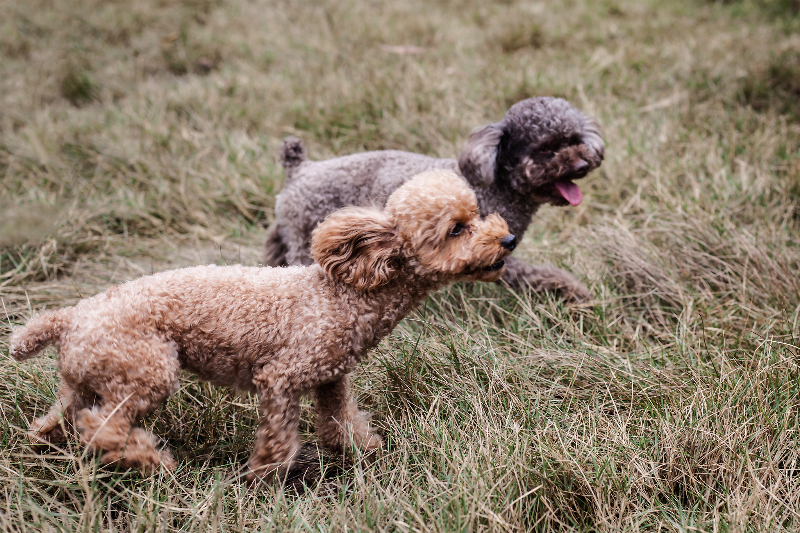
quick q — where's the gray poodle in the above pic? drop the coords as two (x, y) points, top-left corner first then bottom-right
(264, 97), (604, 301)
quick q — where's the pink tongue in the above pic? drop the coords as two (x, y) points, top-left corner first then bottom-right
(554, 180), (583, 206)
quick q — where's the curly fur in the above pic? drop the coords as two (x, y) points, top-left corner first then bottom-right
(264, 97), (605, 302)
(10, 170), (514, 482)
(311, 207), (398, 291)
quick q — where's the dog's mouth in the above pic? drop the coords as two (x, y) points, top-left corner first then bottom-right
(482, 260), (505, 272)
(460, 259), (506, 277)
(553, 180), (583, 206)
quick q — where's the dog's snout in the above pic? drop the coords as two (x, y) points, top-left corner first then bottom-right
(573, 159), (589, 174)
(501, 234), (517, 251)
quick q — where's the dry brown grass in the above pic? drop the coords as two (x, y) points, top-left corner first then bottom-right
(2, 0), (800, 530)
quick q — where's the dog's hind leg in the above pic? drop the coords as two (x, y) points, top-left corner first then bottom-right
(77, 398), (176, 472)
(263, 222), (288, 267)
(72, 336), (181, 473)
(280, 224), (315, 266)
(29, 382), (97, 446)
(314, 375), (381, 455)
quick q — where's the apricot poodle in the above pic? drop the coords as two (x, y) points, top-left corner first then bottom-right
(10, 169), (515, 482)
(264, 97), (604, 302)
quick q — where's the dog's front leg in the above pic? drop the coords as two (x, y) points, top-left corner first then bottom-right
(314, 374), (381, 455)
(500, 256), (590, 302)
(245, 388), (301, 484)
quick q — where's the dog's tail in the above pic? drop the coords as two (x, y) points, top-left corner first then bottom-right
(280, 136), (306, 182)
(263, 222), (288, 267)
(8, 308), (70, 361)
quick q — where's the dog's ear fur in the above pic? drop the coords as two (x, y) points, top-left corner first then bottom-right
(311, 207), (398, 291)
(458, 123), (504, 188)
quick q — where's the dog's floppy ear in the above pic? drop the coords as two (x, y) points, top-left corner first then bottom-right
(311, 207), (398, 291)
(458, 123), (504, 188)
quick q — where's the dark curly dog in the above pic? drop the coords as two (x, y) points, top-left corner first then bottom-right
(264, 97), (604, 301)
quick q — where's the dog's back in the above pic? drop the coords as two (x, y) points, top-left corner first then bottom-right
(267, 145), (458, 266)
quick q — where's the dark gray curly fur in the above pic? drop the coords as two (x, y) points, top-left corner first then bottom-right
(264, 97), (604, 301)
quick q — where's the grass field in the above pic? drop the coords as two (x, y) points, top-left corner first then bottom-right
(1, 0), (800, 530)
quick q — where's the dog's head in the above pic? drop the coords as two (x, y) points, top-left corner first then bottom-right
(311, 169), (516, 290)
(458, 97), (604, 207)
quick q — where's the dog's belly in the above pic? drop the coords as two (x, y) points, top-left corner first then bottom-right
(175, 336), (270, 392)
(171, 321), (348, 393)
(179, 352), (257, 391)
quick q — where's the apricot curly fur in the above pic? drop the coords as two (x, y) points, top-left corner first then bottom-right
(9, 170), (514, 484)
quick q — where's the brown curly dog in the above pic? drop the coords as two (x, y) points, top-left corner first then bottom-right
(9, 169), (515, 483)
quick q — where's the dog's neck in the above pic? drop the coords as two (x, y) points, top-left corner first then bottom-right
(474, 180), (541, 240)
(326, 264), (445, 356)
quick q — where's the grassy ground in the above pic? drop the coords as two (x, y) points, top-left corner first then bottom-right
(1, 0), (800, 530)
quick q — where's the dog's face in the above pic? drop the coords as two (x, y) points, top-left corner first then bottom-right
(311, 170), (515, 290)
(459, 97), (605, 207)
(385, 170), (515, 283)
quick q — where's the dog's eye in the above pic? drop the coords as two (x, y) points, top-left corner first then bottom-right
(539, 149), (555, 158)
(449, 223), (466, 237)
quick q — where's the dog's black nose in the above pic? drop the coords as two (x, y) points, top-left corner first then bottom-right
(501, 234), (517, 251)
(573, 160), (589, 174)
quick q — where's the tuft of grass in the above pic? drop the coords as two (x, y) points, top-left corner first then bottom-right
(0, 201), (64, 249)
(494, 21), (544, 54)
(740, 49), (800, 121)
(60, 68), (98, 107)
(703, 0), (800, 18)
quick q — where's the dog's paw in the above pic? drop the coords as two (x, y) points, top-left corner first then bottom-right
(157, 449), (178, 472)
(28, 414), (67, 447)
(28, 426), (67, 449)
(242, 461), (284, 486)
(501, 260), (591, 303)
(98, 449), (176, 474)
(363, 433), (382, 454)
(355, 433), (382, 468)
(559, 279), (591, 303)
(94, 429), (177, 474)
